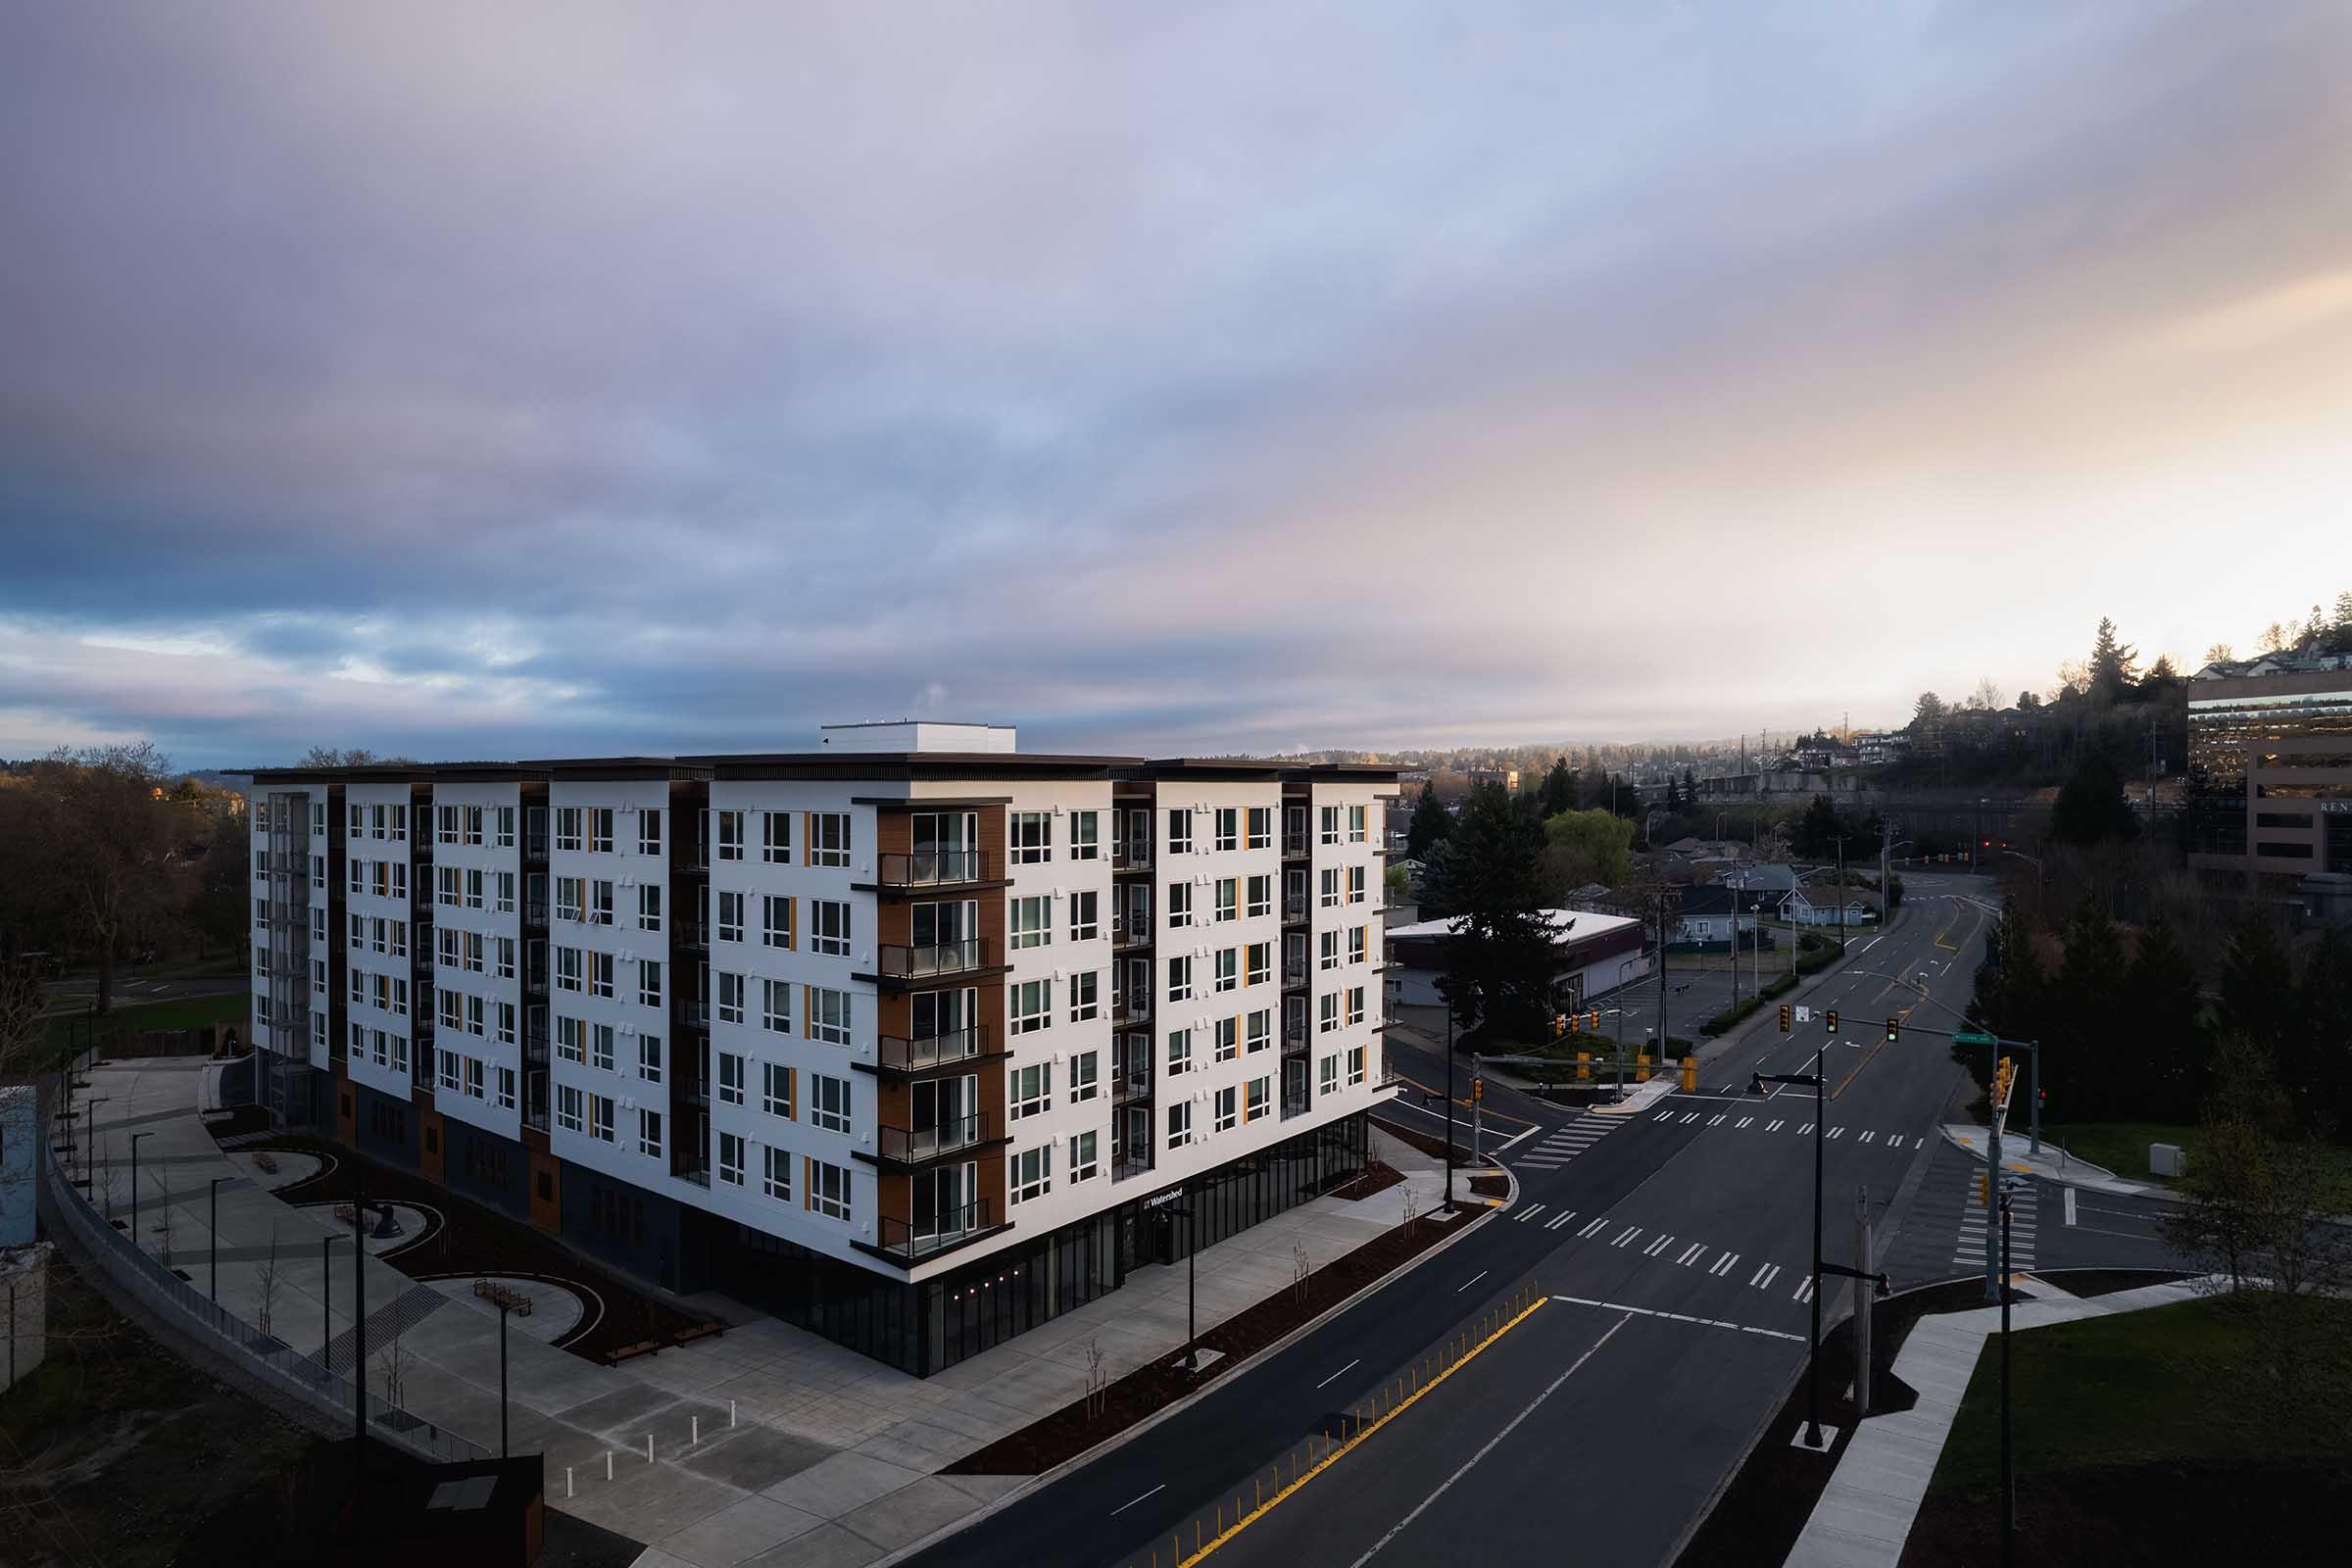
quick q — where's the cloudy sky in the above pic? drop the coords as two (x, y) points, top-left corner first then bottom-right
(4, 3), (2347, 769)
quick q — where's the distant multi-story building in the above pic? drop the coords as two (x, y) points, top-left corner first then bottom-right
(1467, 767), (1519, 793)
(2186, 654), (2352, 880)
(245, 724), (1396, 1374)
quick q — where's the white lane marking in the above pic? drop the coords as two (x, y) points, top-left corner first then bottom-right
(2064, 1188), (2078, 1227)
(1677, 1243), (1707, 1266)
(1545, 1296), (1805, 1345)
(1496, 1124), (1544, 1152)
(1643, 1234), (1674, 1257)
(1519, 1160), (1566, 1170)
(1736, 1116), (1754, 1129)
(1767, 1119), (1785, 1133)
(1679, 1111), (1701, 1124)
(1610, 1225), (1642, 1249)
(1343, 1315), (1632, 1568)
(1455, 1269), (1490, 1294)
(1315, 1357), (1361, 1390)
(1858, 1130), (1876, 1144)
(1747, 1260), (1772, 1287)
(1578, 1216), (1610, 1239)
(1792, 1277), (1814, 1302)
(1827, 1127), (1845, 1140)
(1110, 1483), (1166, 1517)
(1652, 1110), (1676, 1122)
(1886, 1135), (1905, 1149)
(1515, 1203), (1547, 1224)
(1708, 1250), (1740, 1277)
(1798, 1122), (1816, 1135)
(1753, 1263), (1782, 1291)
(1544, 1208), (1580, 1231)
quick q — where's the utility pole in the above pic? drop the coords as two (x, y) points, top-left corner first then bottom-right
(1471, 1053), (1484, 1164)
(2000, 1188), (2015, 1566)
(1854, 1186), (1873, 1419)
(1834, 836), (1848, 955)
(1443, 1004), (1455, 1206)
(1656, 885), (1671, 1061)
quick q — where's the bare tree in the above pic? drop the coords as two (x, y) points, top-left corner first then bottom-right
(0, 956), (43, 1082)
(14, 745), (194, 1014)
(1083, 1336), (1108, 1422)
(253, 1226), (282, 1340)
(1292, 1241), (1313, 1304)
(375, 1322), (416, 1410)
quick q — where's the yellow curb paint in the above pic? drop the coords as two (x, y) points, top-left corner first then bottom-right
(1170, 1295), (1551, 1566)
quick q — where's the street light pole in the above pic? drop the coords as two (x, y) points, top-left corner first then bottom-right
(129, 1131), (152, 1243)
(2000, 1188), (2015, 1566)
(1444, 1004), (1456, 1207)
(210, 1176), (230, 1298)
(495, 1294), (514, 1457)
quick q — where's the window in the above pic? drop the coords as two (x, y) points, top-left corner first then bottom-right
(556, 877), (583, 923)
(557, 1015), (585, 1062)
(464, 931), (485, 973)
(590, 1094), (615, 1143)
(592, 1023), (614, 1071)
(1320, 931), (1340, 971)
(810, 1073), (851, 1133)
(590, 953), (614, 999)
(1247, 807), (1271, 850)
(1348, 866), (1367, 905)
(718, 1132), (745, 1186)
(438, 927), (461, 970)
(763, 1147), (792, 1200)
(440, 1048), (462, 1092)
(589, 808), (613, 854)
(1320, 992), (1340, 1033)
(588, 878), (611, 923)
(716, 890), (745, 944)
(1247, 873), (1271, 918)
(1348, 986), (1366, 1026)
(1348, 1044), (1366, 1085)
(1071, 811), (1100, 860)
(1348, 804), (1368, 843)
(1247, 1008), (1271, 1053)
(497, 1066), (516, 1110)
(1166, 1101), (1192, 1150)
(466, 994), (485, 1036)
(1070, 1051), (1100, 1102)
(1166, 883), (1192, 929)
(1167, 956), (1193, 1003)
(638, 808), (662, 857)
(810, 812), (851, 867)
(639, 1107), (663, 1158)
(495, 870), (514, 913)
(716, 809), (745, 860)
(438, 865), (461, 907)
(763, 1061), (796, 1118)
(1215, 1015), (1239, 1061)
(639, 959), (662, 1007)
(1320, 805), (1341, 845)
(639, 884), (662, 931)
(1069, 970), (1100, 1022)
(1214, 949), (1238, 992)
(808, 1158), (851, 1219)
(1011, 895), (1050, 950)
(496, 936), (515, 979)
(498, 1001), (517, 1045)
(1349, 925), (1367, 965)
(638, 1033), (662, 1082)
(1010, 811), (1051, 864)
(1247, 1076), (1269, 1121)
(1214, 878), (1237, 922)
(810, 900), (850, 956)
(808, 987), (851, 1045)
(438, 805), (461, 845)
(761, 810), (791, 863)
(1247, 942), (1271, 986)
(496, 806), (514, 848)
(762, 895), (795, 949)
(762, 978), (793, 1033)
(1070, 1130), (1099, 1182)
(556, 808), (582, 852)
(1010, 978), (1052, 1035)
(1321, 1054), (1340, 1095)
(465, 805), (485, 846)
(1167, 1027), (1193, 1075)
(716, 972), (745, 1024)
(1215, 808), (1239, 852)
(556, 1084), (583, 1132)
(1213, 1085), (1237, 1132)
(387, 919), (407, 958)
(1069, 890), (1099, 942)
(1166, 808), (1193, 856)
(1010, 1062), (1051, 1120)
(1320, 868), (1340, 907)
(1010, 1145), (1051, 1203)
(717, 1052), (746, 1104)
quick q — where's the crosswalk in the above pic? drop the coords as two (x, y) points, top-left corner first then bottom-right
(1953, 1172), (2037, 1270)
(1515, 1112), (1622, 1171)
(1506, 1205), (1818, 1303)
(1648, 1106), (1914, 1150)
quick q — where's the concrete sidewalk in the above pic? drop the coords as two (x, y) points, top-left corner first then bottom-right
(1939, 1123), (2178, 1200)
(69, 1059), (1454, 1568)
(1783, 1274), (2208, 1567)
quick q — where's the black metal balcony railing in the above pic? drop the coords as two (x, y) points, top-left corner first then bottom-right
(1283, 895), (1307, 923)
(876, 1111), (990, 1164)
(1284, 1020), (1308, 1053)
(522, 1030), (550, 1070)
(1282, 961), (1307, 989)
(674, 921), (710, 953)
(1112, 1073), (1154, 1107)
(877, 938), (990, 980)
(878, 1197), (997, 1261)
(875, 1025), (989, 1073)
(1112, 1154), (1153, 1183)
(523, 831), (549, 861)
(1283, 1092), (1311, 1118)
(1283, 834), (1308, 858)
(1111, 995), (1152, 1028)
(524, 900), (549, 927)
(1111, 920), (1151, 952)
(878, 849), (990, 889)
(677, 999), (710, 1030)
(1112, 843), (1152, 872)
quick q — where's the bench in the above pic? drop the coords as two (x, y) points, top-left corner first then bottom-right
(472, 1279), (534, 1316)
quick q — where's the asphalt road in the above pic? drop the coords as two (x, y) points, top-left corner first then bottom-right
(905, 872), (2187, 1568)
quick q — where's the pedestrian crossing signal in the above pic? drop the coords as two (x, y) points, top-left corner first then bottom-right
(1778, 1003), (1792, 1033)
(1886, 1016), (1899, 1044)
(1826, 1009), (1839, 1035)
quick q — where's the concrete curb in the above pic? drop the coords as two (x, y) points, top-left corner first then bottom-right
(868, 1163), (1517, 1567)
(1937, 1124), (2181, 1202)
(1588, 1075), (1680, 1116)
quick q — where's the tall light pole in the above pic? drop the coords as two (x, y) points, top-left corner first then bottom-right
(2000, 1185), (2016, 1565)
(1443, 1002), (1456, 1206)
(129, 1131), (152, 1243)
(209, 1176), (230, 1298)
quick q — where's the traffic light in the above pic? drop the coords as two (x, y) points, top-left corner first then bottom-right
(1886, 1016), (1900, 1044)
(1778, 1003), (1792, 1033)
(1588, 1010), (1599, 1033)
(1568, 1012), (1581, 1035)
(1826, 1009), (1839, 1036)
(1552, 1012), (1567, 1039)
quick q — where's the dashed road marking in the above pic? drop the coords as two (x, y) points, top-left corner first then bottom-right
(1736, 1116), (1754, 1129)
(1544, 1208), (1580, 1231)
(1611, 1225), (1642, 1249)
(1643, 1234), (1675, 1257)
(1708, 1250), (1740, 1278)
(1750, 1262), (1782, 1291)
(1677, 1242), (1707, 1266)
(1578, 1215), (1610, 1239)
(1792, 1276), (1815, 1303)
(1514, 1203), (1546, 1224)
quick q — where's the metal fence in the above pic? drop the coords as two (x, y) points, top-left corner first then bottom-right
(38, 1144), (489, 1465)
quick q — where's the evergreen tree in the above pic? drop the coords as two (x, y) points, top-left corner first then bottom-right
(1912, 692), (1946, 728)
(1968, 904), (2047, 1051)
(2219, 909), (2295, 1051)
(1792, 795), (1844, 860)
(1425, 782), (1560, 1044)
(1682, 767), (1700, 819)
(2050, 900), (2130, 1112)
(2120, 918), (2206, 1120)
(1405, 785), (1451, 860)
(2087, 616), (2140, 703)
(1539, 757), (1577, 818)
(2296, 927), (2352, 1134)
(2051, 752), (2136, 847)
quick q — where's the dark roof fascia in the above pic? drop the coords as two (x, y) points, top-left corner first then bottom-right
(685, 752), (1139, 782)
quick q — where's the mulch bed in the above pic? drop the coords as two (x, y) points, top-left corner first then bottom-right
(1674, 1279), (2022, 1567)
(1468, 1174), (1508, 1199)
(1900, 1460), (2352, 1567)
(1321, 1160), (1404, 1202)
(2031, 1266), (2190, 1298)
(942, 1201), (1485, 1476)
(236, 1135), (718, 1364)
(1368, 1114), (1491, 1168)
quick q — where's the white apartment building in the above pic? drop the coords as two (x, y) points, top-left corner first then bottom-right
(243, 727), (1398, 1374)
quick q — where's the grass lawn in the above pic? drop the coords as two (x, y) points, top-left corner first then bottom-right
(39, 989), (251, 1064)
(2040, 1119), (2198, 1184)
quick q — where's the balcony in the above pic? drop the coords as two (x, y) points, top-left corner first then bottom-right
(674, 920), (710, 954)
(524, 900), (549, 927)
(1284, 1019), (1308, 1054)
(1112, 1072), (1154, 1107)
(877, 849), (993, 890)
(1112, 843), (1153, 873)
(1111, 920), (1151, 953)
(875, 938), (993, 982)
(1110, 995), (1152, 1029)
(523, 830), (549, 862)
(1283, 895), (1307, 924)
(873, 1198), (1000, 1263)
(1283, 1092), (1311, 1119)
(1283, 833), (1308, 859)
(676, 999), (710, 1032)
(1282, 960), (1307, 989)
(874, 1025), (992, 1074)
(1111, 1154), (1153, 1184)
(874, 1111), (994, 1166)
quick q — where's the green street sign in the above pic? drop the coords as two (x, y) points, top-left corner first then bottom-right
(1953, 1029), (1997, 1047)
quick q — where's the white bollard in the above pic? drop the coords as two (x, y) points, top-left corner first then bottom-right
(606, 1451), (613, 1482)
(565, 1466), (573, 1498)
(729, 1398), (737, 1428)
(646, 1433), (654, 1463)
(691, 1416), (700, 1446)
